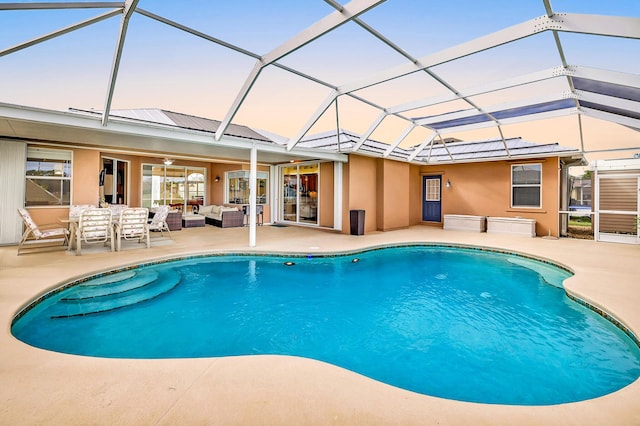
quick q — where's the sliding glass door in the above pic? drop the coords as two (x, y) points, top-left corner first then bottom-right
(142, 164), (206, 211)
(280, 163), (318, 225)
(101, 157), (128, 205)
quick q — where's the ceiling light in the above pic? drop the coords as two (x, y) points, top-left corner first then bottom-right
(163, 158), (173, 165)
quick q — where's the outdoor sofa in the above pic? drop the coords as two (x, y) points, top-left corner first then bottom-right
(197, 205), (244, 228)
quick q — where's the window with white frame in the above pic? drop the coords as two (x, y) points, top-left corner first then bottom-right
(141, 164), (206, 210)
(511, 163), (542, 208)
(226, 170), (268, 204)
(25, 147), (72, 206)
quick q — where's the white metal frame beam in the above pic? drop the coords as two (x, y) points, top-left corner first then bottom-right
(339, 13), (640, 95)
(383, 123), (415, 157)
(286, 90), (340, 151)
(215, 0), (385, 142)
(0, 9), (121, 58)
(0, 2), (122, 10)
(101, 0), (139, 126)
(407, 132), (437, 162)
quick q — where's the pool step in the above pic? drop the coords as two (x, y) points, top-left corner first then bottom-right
(78, 270), (137, 287)
(61, 270), (159, 301)
(50, 268), (181, 318)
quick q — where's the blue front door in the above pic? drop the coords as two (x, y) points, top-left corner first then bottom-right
(422, 176), (442, 222)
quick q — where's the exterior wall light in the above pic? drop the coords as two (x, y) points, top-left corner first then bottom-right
(446, 179), (451, 188)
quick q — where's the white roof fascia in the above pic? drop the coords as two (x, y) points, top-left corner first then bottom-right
(0, 9), (120, 58)
(354, 112), (387, 151)
(101, 0), (139, 127)
(339, 16), (545, 94)
(286, 90), (339, 151)
(216, 0), (383, 142)
(0, 103), (348, 162)
(388, 67), (565, 115)
(407, 131), (437, 162)
(383, 123), (415, 158)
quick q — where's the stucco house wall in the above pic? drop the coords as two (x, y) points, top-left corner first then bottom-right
(376, 159), (410, 231)
(319, 162), (334, 228)
(420, 158), (561, 237)
(343, 155), (378, 234)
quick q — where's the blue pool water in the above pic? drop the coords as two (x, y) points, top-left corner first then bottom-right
(11, 246), (640, 405)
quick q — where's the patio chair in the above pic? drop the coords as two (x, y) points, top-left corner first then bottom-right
(69, 204), (96, 219)
(17, 208), (69, 255)
(76, 208), (114, 255)
(108, 204), (129, 220)
(115, 208), (149, 251)
(148, 205), (172, 239)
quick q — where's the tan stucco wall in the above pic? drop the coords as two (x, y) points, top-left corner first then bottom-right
(419, 158), (560, 237)
(319, 162), (334, 228)
(342, 156), (414, 234)
(344, 155), (378, 234)
(409, 164), (423, 226)
(376, 159), (410, 231)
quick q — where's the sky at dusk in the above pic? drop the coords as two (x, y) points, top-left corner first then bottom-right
(0, 0), (638, 161)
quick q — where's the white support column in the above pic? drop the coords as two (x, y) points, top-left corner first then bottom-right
(269, 165), (277, 224)
(333, 161), (343, 231)
(249, 144), (257, 247)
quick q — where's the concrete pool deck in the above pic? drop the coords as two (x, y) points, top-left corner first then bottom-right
(1, 225), (639, 425)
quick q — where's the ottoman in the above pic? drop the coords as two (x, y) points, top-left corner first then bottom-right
(182, 214), (205, 228)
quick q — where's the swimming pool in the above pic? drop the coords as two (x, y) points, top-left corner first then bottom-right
(11, 245), (640, 405)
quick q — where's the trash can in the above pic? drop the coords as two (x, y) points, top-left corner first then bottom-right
(350, 209), (365, 236)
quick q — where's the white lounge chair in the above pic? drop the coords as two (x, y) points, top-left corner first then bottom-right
(76, 208), (114, 255)
(115, 207), (149, 251)
(17, 208), (69, 255)
(148, 205), (172, 239)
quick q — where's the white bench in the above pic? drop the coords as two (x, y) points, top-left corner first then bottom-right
(486, 217), (536, 237)
(443, 214), (486, 232)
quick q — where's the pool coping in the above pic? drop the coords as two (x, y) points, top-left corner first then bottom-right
(1, 225), (639, 425)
